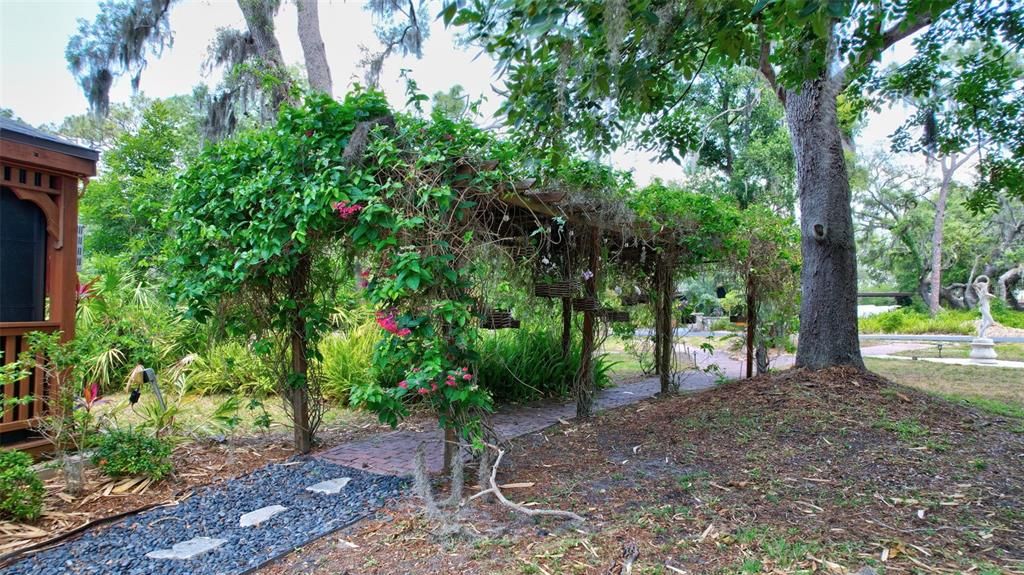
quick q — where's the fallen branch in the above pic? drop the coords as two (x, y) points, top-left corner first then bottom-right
(466, 447), (584, 523)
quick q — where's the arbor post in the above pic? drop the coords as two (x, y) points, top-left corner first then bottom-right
(654, 253), (675, 394)
(575, 229), (599, 418)
(745, 272), (756, 379)
(561, 297), (572, 358)
(289, 255), (313, 454)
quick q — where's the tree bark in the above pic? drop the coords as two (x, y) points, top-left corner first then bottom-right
(295, 0), (333, 94)
(236, 0), (291, 108)
(998, 264), (1024, 310)
(928, 159), (954, 315)
(784, 78), (864, 370)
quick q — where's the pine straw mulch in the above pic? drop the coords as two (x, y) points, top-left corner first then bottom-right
(260, 367), (1024, 575)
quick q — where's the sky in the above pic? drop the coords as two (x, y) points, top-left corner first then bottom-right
(0, 0), (921, 184)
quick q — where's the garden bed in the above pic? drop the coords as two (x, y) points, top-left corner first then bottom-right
(0, 405), (425, 561)
(3, 457), (403, 575)
(258, 367), (1023, 574)
(0, 435), (294, 560)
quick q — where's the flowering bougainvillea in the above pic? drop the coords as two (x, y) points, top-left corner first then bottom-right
(333, 201), (364, 220)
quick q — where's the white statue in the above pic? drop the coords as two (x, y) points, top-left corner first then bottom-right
(973, 275), (995, 339)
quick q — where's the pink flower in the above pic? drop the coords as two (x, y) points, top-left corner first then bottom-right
(376, 311), (400, 334)
(412, 367), (421, 373)
(417, 387), (429, 395)
(431, 383), (438, 392)
(398, 381), (408, 389)
(333, 201), (364, 220)
(446, 379), (457, 387)
(462, 373), (472, 381)
(397, 328), (412, 337)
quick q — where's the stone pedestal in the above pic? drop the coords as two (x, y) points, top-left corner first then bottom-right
(969, 338), (998, 364)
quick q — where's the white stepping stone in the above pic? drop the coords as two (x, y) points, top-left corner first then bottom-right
(305, 477), (351, 494)
(239, 504), (288, 527)
(146, 537), (226, 560)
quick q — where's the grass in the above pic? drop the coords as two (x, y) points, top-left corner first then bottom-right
(95, 391), (367, 435)
(893, 342), (1024, 362)
(866, 358), (1024, 420)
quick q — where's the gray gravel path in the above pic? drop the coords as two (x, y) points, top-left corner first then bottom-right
(1, 459), (403, 575)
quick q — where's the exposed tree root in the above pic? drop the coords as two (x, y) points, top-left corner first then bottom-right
(466, 446), (585, 523)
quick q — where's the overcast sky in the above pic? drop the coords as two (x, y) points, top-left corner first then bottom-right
(1, 0), (920, 183)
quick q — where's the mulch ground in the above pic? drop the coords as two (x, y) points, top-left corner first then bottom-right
(260, 367), (1024, 575)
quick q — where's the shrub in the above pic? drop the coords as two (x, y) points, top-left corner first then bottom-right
(189, 341), (275, 396)
(475, 326), (613, 404)
(92, 428), (174, 480)
(859, 308), (976, 335)
(0, 450), (45, 522)
(319, 319), (380, 404)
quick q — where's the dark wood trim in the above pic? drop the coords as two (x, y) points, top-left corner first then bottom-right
(0, 140), (96, 177)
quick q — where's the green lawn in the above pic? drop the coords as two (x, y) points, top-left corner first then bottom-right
(866, 358), (1024, 419)
(892, 342), (1024, 362)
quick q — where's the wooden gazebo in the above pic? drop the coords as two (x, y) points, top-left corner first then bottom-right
(0, 118), (97, 454)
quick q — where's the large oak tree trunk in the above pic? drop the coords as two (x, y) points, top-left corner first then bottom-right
(295, 0), (333, 94)
(784, 78), (864, 370)
(237, 0), (291, 108)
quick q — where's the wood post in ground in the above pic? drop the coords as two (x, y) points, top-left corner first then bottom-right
(745, 272), (756, 379)
(442, 427), (457, 476)
(290, 255), (312, 454)
(576, 229), (600, 418)
(561, 297), (572, 358)
(654, 253), (675, 394)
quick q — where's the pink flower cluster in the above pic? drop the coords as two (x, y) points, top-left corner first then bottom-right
(445, 367), (473, 387)
(333, 200), (364, 220)
(358, 269), (370, 289)
(397, 367), (473, 396)
(376, 311), (412, 337)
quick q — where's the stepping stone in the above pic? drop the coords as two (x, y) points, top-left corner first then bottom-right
(306, 477), (351, 494)
(146, 537), (226, 560)
(239, 504), (288, 527)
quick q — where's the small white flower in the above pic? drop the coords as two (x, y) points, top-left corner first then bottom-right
(582, 270), (594, 281)
(541, 257), (550, 265)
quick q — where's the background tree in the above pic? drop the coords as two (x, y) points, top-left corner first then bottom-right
(456, 0), (1024, 369)
(877, 42), (1024, 314)
(67, 0), (330, 129)
(77, 96), (200, 274)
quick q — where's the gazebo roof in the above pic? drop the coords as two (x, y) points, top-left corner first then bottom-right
(0, 117), (99, 162)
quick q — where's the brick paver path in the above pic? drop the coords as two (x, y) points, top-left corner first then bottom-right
(316, 341), (925, 475)
(317, 374), (716, 475)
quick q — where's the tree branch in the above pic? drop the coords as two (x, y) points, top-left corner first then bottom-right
(756, 20), (784, 104)
(837, 12), (936, 87)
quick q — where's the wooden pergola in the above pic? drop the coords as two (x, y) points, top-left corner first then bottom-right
(484, 182), (681, 413)
(0, 118), (97, 454)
